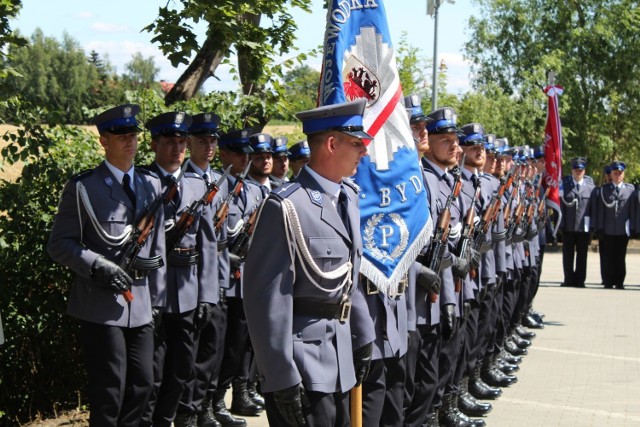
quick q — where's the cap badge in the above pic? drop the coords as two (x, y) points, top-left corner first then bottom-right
(123, 106), (132, 118)
(175, 112), (185, 124)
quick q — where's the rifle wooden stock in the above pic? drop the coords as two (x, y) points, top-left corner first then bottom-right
(350, 385), (362, 427)
(214, 181), (243, 231)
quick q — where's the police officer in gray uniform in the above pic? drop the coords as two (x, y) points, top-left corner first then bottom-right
(142, 112), (219, 427)
(48, 104), (166, 427)
(271, 136), (291, 186)
(215, 129), (266, 421)
(288, 140), (311, 179)
(244, 99), (375, 427)
(177, 112), (228, 427)
(593, 161), (636, 289)
(559, 157), (595, 288)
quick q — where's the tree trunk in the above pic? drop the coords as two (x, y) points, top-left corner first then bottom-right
(164, 29), (229, 106)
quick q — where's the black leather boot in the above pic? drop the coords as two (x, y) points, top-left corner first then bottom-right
(198, 393), (222, 427)
(247, 380), (265, 407)
(458, 377), (492, 417)
(505, 338), (528, 356)
(212, 390), (247, 427)
(230, 379), (263, 416)
(469, 364), (502, 400)
(495, 355), (520, 374)
(481, 355), (517, 388)
(175, 413), (198, 427)
(515, 325), (536, 339)
(523, 312), (544, 329)
(510, 330), (532, 348)
(500, 348), (522, 365)
(425, 411), (439, 427)
(439, 393), (471, 427)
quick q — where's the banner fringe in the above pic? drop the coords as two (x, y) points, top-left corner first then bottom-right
(359, 216), (434, 295)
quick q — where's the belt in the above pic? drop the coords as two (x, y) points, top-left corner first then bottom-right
(131, 255), (165, 280)
(168, 248), (199, 267)
(217, 239), (228, 252)
(440, 253), (454, 269)
(363, 275), (407, 296)
(512, 232), (526, 243)
(293, 299), (352, 322)
(526, 228), (537, 240)
(492, 230), (507, 242)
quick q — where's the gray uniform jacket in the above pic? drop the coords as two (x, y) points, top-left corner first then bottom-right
(243, 167), (375, 394)
(225, 177), (265, 298)
(593, 182), (636, 236)
(478, 172), (496, 284)
(560, 175), (595, 232)
(47, 161), (166, 328)
(363, 282), (408, 360)
(147, 163), (218, 314)
(484, 174), (506, 276)
(186, 161), (229, 305)
(459, 168), (481, 299)
(422, 158), (461, 317)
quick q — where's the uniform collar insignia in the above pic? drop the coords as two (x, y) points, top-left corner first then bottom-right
(105, 176), (113, 187)
(309, 190), (323, 206)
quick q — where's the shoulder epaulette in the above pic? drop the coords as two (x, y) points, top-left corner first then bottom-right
(135, 166), (159, 179)
(342, 177), (360, 194)
(184, 171), (203, 180)
(583, 175), (594, 184)
(71, 169), (94, 182)
(270, 182), (301, 200)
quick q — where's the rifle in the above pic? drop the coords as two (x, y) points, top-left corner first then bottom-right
(420, 165), (463, 302)
(474, 165), (515, 250)
(457, 177), (481, 279)
(229, 204), (261, 261)
(165, 165), (232, 252)
(117, 163), (187, 302)
(213, 163), (251, 231)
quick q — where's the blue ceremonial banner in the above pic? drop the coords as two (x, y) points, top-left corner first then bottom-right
(318, 0), (432, 293)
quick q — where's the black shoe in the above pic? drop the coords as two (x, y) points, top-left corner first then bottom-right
(246, 380), (265, 407)
(515, 325), (536, 339)
(212, 391), (247, 427)
(523, 314), (543, 329)
(575, 283), (586, 288)
(458, 378), (492, 417)
(175, 413), (198, 427)
(425, 410), (439, 427)
(230, 379), (263, 416)
(604, 284), (613, 289)
(495, 357), (519, 374)
(439, 393), (477, 427)
(482, 356), (517, 388)
(469, 372), (502, 400)
(500, 348), (522, 365)
(615, 284), (625, 289)
(511, 333), (532, 349)
(198, 394), (222, 427)
(505, 339), (528, 356)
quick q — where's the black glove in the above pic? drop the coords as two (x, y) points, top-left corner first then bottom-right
(229, 252), (242, 270)
(469, 248), (480, 269)
(152, 307), (164, 337)
(462, 301), (472, 324)
(451, 255), (470, 279)
(273, 384), (308, 427)
(195, 302), (214, 330)
(353, 342), (373, 386)
(91, 256), (133, 294)
(416, 264), (441, 295)
(441, 304), (458, 342)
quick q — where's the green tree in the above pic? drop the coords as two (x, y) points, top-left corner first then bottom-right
(0, 0), (26, 79)
(396, 32), (431, 104)
(465, 0), (640, 181)
(122, 52), (161, 93)
(273, 64), (320, 120)
(143, 0), (313, 130)
(1, 29), (102, 123)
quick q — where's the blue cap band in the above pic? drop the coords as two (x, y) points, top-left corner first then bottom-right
(302, 113), (363, 135)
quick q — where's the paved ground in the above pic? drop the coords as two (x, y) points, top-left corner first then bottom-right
(241, 248), (640, 426)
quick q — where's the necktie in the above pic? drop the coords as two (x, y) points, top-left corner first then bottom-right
(122, 174), (136, 207)
(443, 173), (453, 189)
(166, 174), (181, 206)
(576, 183), (580, 192)
(615, 186), (620, 196)
(471, 174), (480, 189)
(203, 172), (210, 186)
(338, 186), (351, 237)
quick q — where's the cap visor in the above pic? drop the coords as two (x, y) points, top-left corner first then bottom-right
(107, 125), (143, 135)
(342, 129), (374, 140)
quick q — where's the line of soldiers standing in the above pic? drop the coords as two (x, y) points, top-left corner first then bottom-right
(48, 95), (551, 427)
(559, 157), (638, 290)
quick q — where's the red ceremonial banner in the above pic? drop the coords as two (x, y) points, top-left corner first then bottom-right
(543, 84), (564, 235)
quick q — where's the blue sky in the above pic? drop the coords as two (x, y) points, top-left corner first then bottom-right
(13, 0), (474, 94)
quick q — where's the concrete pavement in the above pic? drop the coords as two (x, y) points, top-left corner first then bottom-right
(240, 249), (640, 426)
